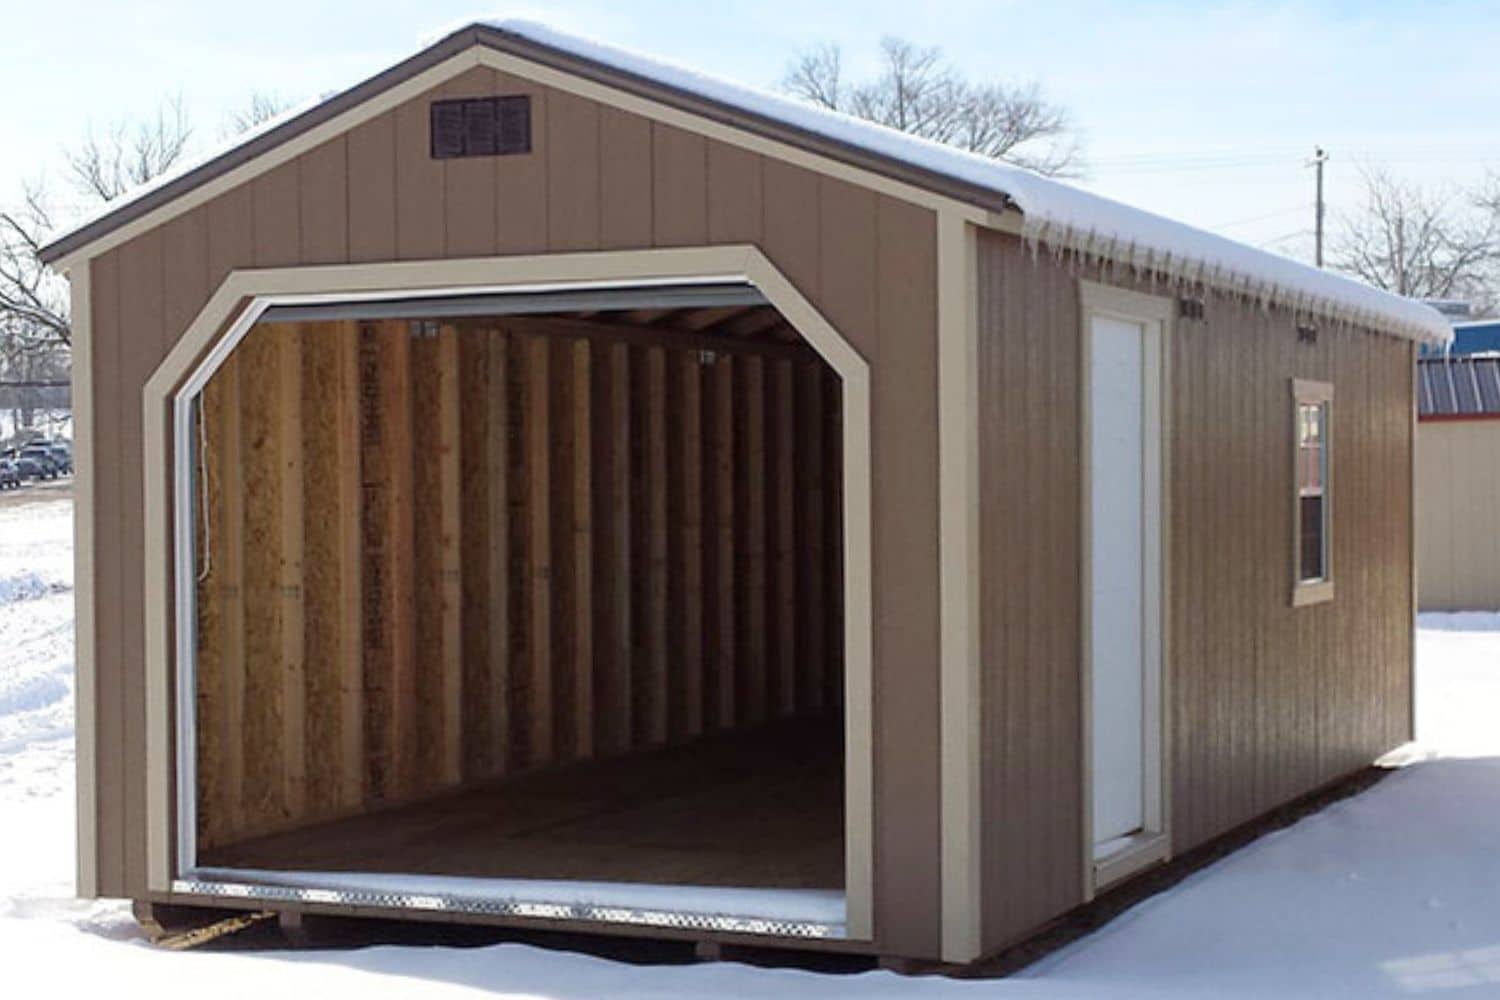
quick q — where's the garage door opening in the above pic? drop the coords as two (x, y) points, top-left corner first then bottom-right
(180, 283), (849, 931)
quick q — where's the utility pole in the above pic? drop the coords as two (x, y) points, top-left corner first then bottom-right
(1308, 147), (1329, 268)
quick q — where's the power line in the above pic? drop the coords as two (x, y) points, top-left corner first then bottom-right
(1206, 203), (1314, 230)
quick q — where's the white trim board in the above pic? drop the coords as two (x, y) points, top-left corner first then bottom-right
(142, 246), (876, 943)
(937, 212), (983, 962)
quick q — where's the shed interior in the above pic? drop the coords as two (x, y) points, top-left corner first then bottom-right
(186, 289), (848, 903)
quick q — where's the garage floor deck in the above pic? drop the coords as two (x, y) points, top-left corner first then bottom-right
(200, 718), (844, 890)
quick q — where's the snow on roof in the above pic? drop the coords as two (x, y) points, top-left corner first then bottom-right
(490, 21), (1448, 346)
(44, 18), (1449, 345)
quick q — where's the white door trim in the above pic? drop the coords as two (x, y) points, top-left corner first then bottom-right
(1079, 280), (1173, 900)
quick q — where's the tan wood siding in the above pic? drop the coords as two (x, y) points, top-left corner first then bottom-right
(90, 70), (942, 956)
(976, 230), (1414, 952)
(1416, 419), (1500, 611)
(975, 230), (1084, 949)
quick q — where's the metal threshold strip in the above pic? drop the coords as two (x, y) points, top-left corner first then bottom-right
(257, 281), (767, 325)
(173, 869), (848, 939)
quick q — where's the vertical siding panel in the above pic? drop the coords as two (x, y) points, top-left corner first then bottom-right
(524, 333), (553, 766)
(816, 179), (878, 343)
(736, 355), (768, 724)
(599, 107), (653, 249)
(769, 359), (797, 717)
(394, 96), (444, 260)
(206, 186), (254, 290)
(1169, 302), (1197, 843)
(644, 347), (671, 743)
(796, 364), (827, 712)
(383, 323), (417, 800)
(347, 114), (397, 263)
(443, 68), (501, 258)
(457, 329), (489, 779)
(252, 161), (301, 268)
(546, 89), (601, 252)
(237, 324), (285, 835)
(301, 325), (351, 816)
(116, 231), (164, 894)
(494, 74), (549, 255)
(706, 143), (762, 244)
(485, 332), (512, 774)
(161, 209), (209, 343)
(651, 124), (707, 247)
(548, 338), (577, 760)
(761, 159), (820, 304)
(571, 340), (595, 759)
(675, 354), (705, 737)
(277, 329), (307, 821)
(438, 328), (464, 783)
(601, 343), (633, 753)
(336, 324), (364, 806)
(300, 137), (350, 265)
(710, 356), (737, 729)
(90, 251), (125, 893)
(873, 196), (939, 958)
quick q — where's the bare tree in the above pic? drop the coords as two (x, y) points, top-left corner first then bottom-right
(223, 91), (297, 138)
(783, 37), (1083, 176)
(65, 94), (192, 202)
(0, 185), (70, 349)
(1330, 168), (1500, 306)
(0, 96), (196, 378)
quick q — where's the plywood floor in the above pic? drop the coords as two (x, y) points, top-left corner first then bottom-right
(200, 719), (844, 890)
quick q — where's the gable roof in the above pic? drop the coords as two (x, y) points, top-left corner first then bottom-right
(40, 20), (1450, 346)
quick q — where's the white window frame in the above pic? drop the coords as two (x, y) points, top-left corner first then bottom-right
(1292, 378), (1334, 607)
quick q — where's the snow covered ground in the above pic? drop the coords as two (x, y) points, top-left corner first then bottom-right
(2, 486), (1498, 998)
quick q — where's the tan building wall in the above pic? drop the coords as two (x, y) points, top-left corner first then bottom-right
(1417, 419), (1500, 611)
(975, 229), (1415, 952)
(84, 65), (943, 957)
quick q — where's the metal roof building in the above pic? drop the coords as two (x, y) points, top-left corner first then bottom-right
(1417, 355), (1500, 610)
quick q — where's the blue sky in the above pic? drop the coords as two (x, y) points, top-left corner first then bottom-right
(6, 1), (1500, 259)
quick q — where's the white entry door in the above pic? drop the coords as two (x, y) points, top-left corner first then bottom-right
(1087, 309), (1163, 863)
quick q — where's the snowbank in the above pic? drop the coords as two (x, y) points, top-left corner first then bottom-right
(0, 570), (68, 606)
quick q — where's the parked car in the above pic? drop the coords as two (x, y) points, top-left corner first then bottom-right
(0, 459), (19, 490)
(16, 445), (58, 480)
(44, 442), (72, 475)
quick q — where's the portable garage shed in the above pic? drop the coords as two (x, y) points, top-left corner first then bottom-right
(42, 20), (1448, 966)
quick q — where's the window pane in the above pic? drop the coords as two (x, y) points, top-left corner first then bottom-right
(1300, 494), (1325, 581)
(1297, 403), (1324, 494)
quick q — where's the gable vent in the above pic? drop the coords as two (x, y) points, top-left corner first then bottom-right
(430, 95), (532, 159)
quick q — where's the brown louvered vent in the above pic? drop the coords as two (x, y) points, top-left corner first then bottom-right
(430, 96), (531, 159)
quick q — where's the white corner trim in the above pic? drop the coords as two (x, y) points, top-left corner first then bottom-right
(70, 260), (99, 899)
(938, 212), (983, 962)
